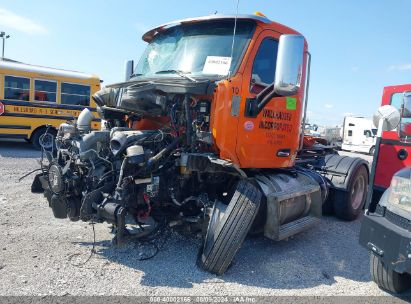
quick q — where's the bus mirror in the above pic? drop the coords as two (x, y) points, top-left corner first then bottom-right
(402, 92), (411, 118)
(124, 60), (134, 82)
(373, 105), (400, 132)
(274, 35), (305, 96)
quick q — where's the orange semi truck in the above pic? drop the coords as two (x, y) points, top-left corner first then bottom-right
(32, 14), (369, 274)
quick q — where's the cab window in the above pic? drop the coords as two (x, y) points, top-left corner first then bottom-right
(400, 92), (411, 140)
(61, 83), (90, 106)
(390, 92), (411, 117)
(364, 130), (372, 137)
(4, 76), (30, 101)
(35, 79), (57, 102)
(390, 93), (403, 110)
(391, 92), (411, 140)
(250, 38), (279, 93)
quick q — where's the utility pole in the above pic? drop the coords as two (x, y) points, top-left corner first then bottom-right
(0, 32), (11, 60)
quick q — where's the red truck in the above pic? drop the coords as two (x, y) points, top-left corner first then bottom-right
(360, 85), (411, 293)
(371, 84), (411, 204)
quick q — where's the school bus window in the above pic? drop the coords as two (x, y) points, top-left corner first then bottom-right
(4, 75), (30, 101)
(61, 83), (90, 106)
(34, 79), (57, 102)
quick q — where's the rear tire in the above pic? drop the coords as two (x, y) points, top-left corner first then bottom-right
(334, 164), (368, 220)
(198, 179), (261, 275)
(370, 253), (410, 293)
(31, 127), (56, 150)
(369, 146), (375, 156)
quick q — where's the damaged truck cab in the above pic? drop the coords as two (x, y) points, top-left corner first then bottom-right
(32, 14), (369, 275)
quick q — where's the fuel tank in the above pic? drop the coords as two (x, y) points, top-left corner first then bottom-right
(255, 171), (324, 241)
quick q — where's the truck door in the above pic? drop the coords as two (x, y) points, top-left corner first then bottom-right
(374, 85), (411, 194)
(363, 129), (373, 145)
(235, 30), (305, 168)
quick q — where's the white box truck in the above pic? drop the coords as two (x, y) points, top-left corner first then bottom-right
(341, 117), (377, 155)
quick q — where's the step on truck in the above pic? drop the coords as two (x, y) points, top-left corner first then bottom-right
(31, 13), (369, 275)
(360, 86), (411, 293)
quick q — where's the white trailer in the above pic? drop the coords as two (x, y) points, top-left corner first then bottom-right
(341, 117), (377, 155)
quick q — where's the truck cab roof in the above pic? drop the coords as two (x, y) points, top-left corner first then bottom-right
(142, 14), (303, 42)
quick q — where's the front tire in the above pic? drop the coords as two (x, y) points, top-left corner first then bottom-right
(370, 253), (410, 293)
(198, 179), (261, 275)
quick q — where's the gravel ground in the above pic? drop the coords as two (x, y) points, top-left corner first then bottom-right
(0, 140), (397, 297)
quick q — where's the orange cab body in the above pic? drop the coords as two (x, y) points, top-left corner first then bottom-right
(209, 20), (307, 169)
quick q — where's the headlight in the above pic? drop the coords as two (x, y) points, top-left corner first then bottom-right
(387, 169), (411, 217)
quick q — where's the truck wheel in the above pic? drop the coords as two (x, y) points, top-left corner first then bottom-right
(198, 180), (261, 275)
(31, 128), (56, 150)
(370, 253), (410, 293)
(369, 146), (375, 156)
(334, 164), (368, 221)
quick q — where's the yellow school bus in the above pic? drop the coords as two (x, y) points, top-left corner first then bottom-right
(0, 59), (101, 149)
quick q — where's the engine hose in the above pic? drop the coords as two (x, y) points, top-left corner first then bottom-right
(79, 149), (114, 172)
(171, 193), (198, 207)
(183, 95), (192, 148)
(147, 136), (183, 166)
(116, 156), (128, 189)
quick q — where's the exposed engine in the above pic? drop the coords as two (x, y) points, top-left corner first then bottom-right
(33, 84), (241, 244)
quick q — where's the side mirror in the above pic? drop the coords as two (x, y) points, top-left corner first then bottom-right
(372, 105), (400, 133)
(124, 60), (134, 82)
(274, 35), (305, 96)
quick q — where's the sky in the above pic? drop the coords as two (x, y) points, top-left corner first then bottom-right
(0, 0), (410, 125)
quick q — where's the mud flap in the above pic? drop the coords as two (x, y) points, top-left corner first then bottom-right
(319, 153), (369, 220)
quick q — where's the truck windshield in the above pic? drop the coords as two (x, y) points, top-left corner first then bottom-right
(134, 20), (255, 79)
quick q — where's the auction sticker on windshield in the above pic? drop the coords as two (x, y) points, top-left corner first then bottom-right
(203, 56), (232, 75)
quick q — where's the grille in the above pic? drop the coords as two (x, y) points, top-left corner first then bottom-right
(385, 209), (411, 231)
(375, 204), (385, 215)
